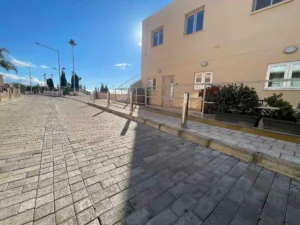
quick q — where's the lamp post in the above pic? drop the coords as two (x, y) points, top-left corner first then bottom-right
(35, 42), (61, 91)
(69, 39), (77, 93)
(28, 66), (32, 93)
(43, 73), (46, 88)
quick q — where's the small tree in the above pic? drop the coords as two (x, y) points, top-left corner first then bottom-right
(100, 83), (104, 92)
(47, 78), (54, 89)
(70, 73), (79, 90)
(60, 69), (67, 87)
(104, 85), (108, 93)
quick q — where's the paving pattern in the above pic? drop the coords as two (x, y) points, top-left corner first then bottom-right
(0, 95), (299, 225)
(82, 97), (300, 167)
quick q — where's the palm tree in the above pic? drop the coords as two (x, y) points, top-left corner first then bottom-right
(0, 48), (17, 73)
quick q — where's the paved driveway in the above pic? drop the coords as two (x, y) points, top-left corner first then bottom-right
(0, 96), (299, 225)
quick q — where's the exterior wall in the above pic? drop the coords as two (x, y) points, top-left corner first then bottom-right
(0, 75), (4, 91)
(141, 0), (300, 108)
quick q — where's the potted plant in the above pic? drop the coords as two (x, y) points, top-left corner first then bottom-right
(198, 86), (220, 114)
(263, 94), (300, 135)
(214, 84), (260, 127)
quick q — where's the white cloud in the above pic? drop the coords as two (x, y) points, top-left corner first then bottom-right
(1, 72), (44, 86)
(115, 63), (131, 70)
(41, 65), (49, 69)
(9, 56), (36, 68)
(139, 41), (142, 47)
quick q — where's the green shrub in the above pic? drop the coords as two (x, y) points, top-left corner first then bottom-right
(264, 94), (296, 121)
(63, 88), (70, 96)
(199, 86), (220, 113)
(214, 84), (259, 116)
(294, 111), (300, 124)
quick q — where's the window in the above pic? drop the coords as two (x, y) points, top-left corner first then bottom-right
(253, 0), (284, 11)
(265, 61), (300, 89)
(186, 9), (204, 35)
(153, 28), (163, 47)
(194, 72), (213, 90)
(147, 78), (157, 90)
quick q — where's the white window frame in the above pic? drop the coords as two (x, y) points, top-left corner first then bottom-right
(253, 0), (284, 11)
(152, 27), (163, 47)
(265, 61), (300, 90)
(147, 78), (157, 90)
(185, 8), (204, 35)
(194, 72), (213, 90)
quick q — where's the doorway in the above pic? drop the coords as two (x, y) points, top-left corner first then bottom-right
(161, 75), (175, 107)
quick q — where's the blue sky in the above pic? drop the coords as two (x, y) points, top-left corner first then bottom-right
(0, 0), (172, 90)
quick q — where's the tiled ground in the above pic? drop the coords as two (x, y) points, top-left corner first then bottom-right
(80, 97), (300, 166)
(0, 95), (299, 225)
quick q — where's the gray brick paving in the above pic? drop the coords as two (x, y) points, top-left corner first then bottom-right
(0, 96), (299, 225)
(89, 97), (300, 164)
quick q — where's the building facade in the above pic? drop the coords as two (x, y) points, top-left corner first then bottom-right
(0, 75), (4, 92)
(141, 0), (300, 109)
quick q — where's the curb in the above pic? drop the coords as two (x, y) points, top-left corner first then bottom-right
(65, 97), (300, 180)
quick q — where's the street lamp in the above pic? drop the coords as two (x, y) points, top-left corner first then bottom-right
(43, 73), (47, 88)
(35, 42), (61, 91)
(69, 39), (77, 93)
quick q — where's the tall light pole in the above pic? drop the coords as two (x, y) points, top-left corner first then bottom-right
(69, 39), (77, 93)
(43, 73), (47, 88)
(29, 66), (32, 93)
(35, 42), (61, 91)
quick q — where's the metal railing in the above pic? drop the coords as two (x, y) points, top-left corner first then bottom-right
(95, 78), (300, 116)
(118, 74), (141, 89)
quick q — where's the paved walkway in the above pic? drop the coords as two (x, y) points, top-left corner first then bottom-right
(0, 95), (299, 225)
(71, 96), (300, 167)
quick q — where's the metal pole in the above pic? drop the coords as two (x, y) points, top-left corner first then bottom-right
(201, 83), (207, 118)
(107, 91), (110, 107)
(181, 92), (189, 129)
(29, 66), (32, 93)
(57, 50), (61, 92)
(129, 91), (133, 113)
(135, 87), (137, 104)
(114, 88), (117, 102)
(72, 46), (75, 93)
(93, 91), (95, 103)
(121, 88), (123, 102)
(128, 89), (130, 104)
(144, 88), (147, 106)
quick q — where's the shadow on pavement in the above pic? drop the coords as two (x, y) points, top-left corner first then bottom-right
(120, 119), (131, 136)
(92, 111), (104, 117)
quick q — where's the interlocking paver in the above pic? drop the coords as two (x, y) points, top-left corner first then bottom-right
(0, 96), (299, 224)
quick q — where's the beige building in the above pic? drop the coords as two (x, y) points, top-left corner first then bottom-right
(0, 75), (4, 92)
(141, 0), (300, 109)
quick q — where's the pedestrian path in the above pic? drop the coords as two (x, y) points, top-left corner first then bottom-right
(1, 95), (299, 225)
(68, 95), (300, 179)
